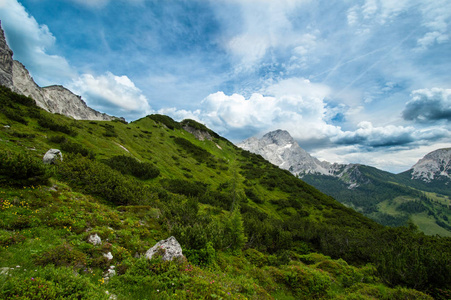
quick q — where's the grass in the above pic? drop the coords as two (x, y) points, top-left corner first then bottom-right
(0, 87), (448, 299)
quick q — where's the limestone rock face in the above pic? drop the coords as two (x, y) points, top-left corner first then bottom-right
(0, 23), (14, 90)
(0, 22), (120, 121)
(183, 125), (213, 141)
(145, 236), (184, 261)
(43, 149), (63, 165)
(409, 148), (451, 182)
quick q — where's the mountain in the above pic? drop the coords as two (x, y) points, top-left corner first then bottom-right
(0, 77), (450, 298)
(404, 148), (451, 183)
(239, 129), (451, 236)
(0, 22), (117, 121)
(238, 129), (335, 176)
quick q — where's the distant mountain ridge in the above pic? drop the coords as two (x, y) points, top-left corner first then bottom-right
(0, 22), (118, 121)
(238, 129), (451, 235)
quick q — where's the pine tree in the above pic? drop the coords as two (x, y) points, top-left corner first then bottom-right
(228, 206), (247, 252)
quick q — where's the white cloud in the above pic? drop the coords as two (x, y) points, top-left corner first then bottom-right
(69, 72), (152, 120)
(415, 1), (451, 50)
(332, 121), (415, 147)
(65, 0), (144, 9)
(402, 88), (451, 122)
(0, 0), (76, 85)
(160, 78), (340, 143)
(215, 0), (316, 71)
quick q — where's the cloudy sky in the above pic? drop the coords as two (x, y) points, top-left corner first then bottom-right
(0, 0), (450, 173)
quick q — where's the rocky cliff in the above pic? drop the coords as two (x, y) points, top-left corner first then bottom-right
(0, 21), (13, 90)
(0, 22), (117, 121)
(409, 148), (451, 182)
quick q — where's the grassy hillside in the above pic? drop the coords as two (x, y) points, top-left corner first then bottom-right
(303, 164), (451, 236)
(0, 85), (450, 299)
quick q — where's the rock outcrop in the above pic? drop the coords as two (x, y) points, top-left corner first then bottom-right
(87, 233), (102, 246)
(183, 124), (213, 141)
(0, 22), (119, 121)
(43, 149), (63, 165)
(145, 236), (184, 261)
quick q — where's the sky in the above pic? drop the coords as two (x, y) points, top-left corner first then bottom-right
(0, 0), (450, 173)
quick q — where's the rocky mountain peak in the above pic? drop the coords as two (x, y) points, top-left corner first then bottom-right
(0, 22), (119, 121)
(410, 148), (451, 182)
(238, 129), (335, 176)
(260, 129), (295, 146)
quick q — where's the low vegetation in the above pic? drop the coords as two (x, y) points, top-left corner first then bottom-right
(0, 86), (449, 299)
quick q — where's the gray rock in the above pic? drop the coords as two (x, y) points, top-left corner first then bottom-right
(145, 236), (184, 261)
(87, 233), (102, 246)
(0, 22), (14, 90)
(103, 252), (113, 261)
(43, 149), (63, 164)
(183, 125), (213, 141)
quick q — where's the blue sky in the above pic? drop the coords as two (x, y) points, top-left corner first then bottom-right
(0, 0), (450, 173)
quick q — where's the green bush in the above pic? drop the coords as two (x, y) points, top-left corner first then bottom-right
(38, 115), (76, 136)
(34, 243), (87, 268)
(60, 140), (95, 159)
(270, 264), (332, 299)
(0, 266), (109, 299)
(103, 155), (160, 180)
(101, 123), (118, 137)
(161, 179), (207, 197)
(2, 106), (28, 124)
(147, 114), (181, 130)
(48, 135), (67, 144)
(57, 154), (155, 206)
(173, 137), (214, 163)
(0, 151), (51, 186)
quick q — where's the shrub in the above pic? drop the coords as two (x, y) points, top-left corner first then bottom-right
(38, 115), (76, 136)
(0, 266), (109, 299)
(161, 179), (207, 197)
(102, 123), (118, 137)
(270, 264), (332, 299)
(57, 154), (155, 206)
(48, 135), (67, 144)
(147, 114), (181, 130)
(0, 151), (51, 186)
(35, 243), (87, 268)
(2, 106), (28, 124)
(60, 140), (95, 159)
(103, 155), (160, 180)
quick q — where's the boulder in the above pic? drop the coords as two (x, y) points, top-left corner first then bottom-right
(43, 149), (63, 164)
(145, 236), (184, 261)
(88, 233), (102, 246)
(103, 252), (113, 261)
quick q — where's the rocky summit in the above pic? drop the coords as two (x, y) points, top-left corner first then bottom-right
(0, 22), (117, 121)
(238, 129), (336, 176)
(409, 148), (451, 182)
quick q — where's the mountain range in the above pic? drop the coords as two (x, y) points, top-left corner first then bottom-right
(238, 129), (451, 236)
